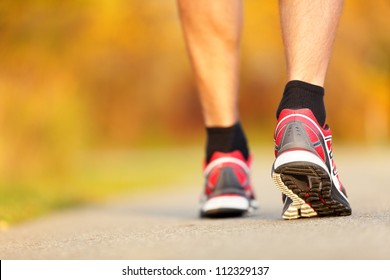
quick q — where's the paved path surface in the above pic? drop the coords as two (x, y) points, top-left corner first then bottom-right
(1, 147), (390, 259)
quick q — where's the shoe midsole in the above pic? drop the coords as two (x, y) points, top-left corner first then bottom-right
(273, 150), (329, 176)
(201, 195), (250, 212)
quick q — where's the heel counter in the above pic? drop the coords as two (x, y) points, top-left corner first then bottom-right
(278, 121), (317, 155)
(212, 167), (246, 197)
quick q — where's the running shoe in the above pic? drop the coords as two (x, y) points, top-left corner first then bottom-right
(200, 150), (258, 218)
(272, 108), (352, 220)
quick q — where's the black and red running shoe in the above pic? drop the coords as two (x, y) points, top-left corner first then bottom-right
(272, 109), (352, 220)
(200, 151), (258, 218)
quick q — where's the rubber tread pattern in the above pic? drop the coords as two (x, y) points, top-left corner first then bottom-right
(274, 162), (351, 219)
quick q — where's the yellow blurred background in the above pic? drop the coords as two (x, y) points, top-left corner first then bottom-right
(0, 0), (389, 225)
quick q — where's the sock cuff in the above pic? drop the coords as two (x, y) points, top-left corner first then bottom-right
(284, 80), (324, 97)
(206, 122), (240, 134)
(277, 80), (326, 126)
(205, 122), (249, 162)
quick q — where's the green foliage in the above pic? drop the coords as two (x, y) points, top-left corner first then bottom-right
(0, 147), (201, 224)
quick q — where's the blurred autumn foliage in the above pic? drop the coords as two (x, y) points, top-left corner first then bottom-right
(0, 0), (389, 181)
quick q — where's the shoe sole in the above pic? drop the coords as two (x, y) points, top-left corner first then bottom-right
(200, 195), (257, 218)
(272, 154), (352, 220)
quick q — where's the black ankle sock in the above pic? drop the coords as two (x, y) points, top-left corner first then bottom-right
(206, 122), (249, 163)
(276, 80), (326, 126)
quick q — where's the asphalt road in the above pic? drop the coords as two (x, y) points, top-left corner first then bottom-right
(1, 147), (390, 259)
